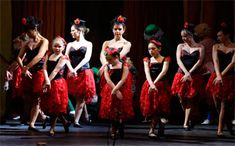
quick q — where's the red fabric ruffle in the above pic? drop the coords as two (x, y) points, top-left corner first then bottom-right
(21, 69), (44, 96)
(67, 69), (96, 104)
(206, 72), (235, 101)
(11, 67), (23, 98)
(99, 72), (134, 121)
(140, 80), (171, 117)
(171, 72), (205, 99)
(41, 78), (68, 115)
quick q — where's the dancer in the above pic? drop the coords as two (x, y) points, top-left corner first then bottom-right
(42, 36), (76, 136)
(99, 47), (134, 139)
(140, 40), (171, 138)
(65, 18), (96, 128)
(206, 22), (235, 137)
(171, 22), (205, 130)
(17, 16), (49, 131)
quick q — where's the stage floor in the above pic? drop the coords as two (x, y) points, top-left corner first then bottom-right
(0, 121), (234, 146)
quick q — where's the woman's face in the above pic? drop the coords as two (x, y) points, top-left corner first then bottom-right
(52, 40), (64, 55)
(112, 24), (125, 38)
(27, 28), (37, 38)
(148, 42), (159, 56)
(181, 30), (192, 44)
(217, 31), (228, 43)
(70, 25), (80, 39)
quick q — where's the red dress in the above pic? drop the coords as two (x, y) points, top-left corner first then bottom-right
(206, 50), (235, 101)
(66, 47), (96, 103)
(99, 63), (134, 121)
(171, 50), (205, 99)
(140, 57), (171, 117)
(20, 47), (45, 97)
(41, 55), (68, 115)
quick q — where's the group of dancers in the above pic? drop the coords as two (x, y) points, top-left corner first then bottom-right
(3, 15), (235, 139)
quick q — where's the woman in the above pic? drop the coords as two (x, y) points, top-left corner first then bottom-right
(65, 18), (96, 128)
(206, 23), (235, 137)
(140, 40), (171, 138)
(171, 22), (205, 130)
(17, 16), (49, 131)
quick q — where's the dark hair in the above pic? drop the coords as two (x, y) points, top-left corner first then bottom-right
(21, 16), (42, 31)
(182, 21), (195, 36)
(72, 18), (89, 34)
(112, 15), (127, 27)
(104, 47), (120, 58)
(218, 22), (234, 37)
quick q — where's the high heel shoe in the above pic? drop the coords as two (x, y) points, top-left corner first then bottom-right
(148, 132), (158, 139)
(49, 129), (55, 136)
(42, 116), (50, 129)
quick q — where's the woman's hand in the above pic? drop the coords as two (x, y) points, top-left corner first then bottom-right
(181, 72), (192, 82)
(213, 75), (223, 85)
(43, 82), (51, 93)
(22, 66), (32, 79)
(6, 71), (13, 81)
(148, 84), (157, 93)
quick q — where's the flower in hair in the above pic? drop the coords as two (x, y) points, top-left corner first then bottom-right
(21, 17), (27, 25)
(55, 35), (67, 45)
(149, 39), (162, 47)
(117, 15), (125, 23)
(220, 22), (227, 28)
(74, 18), (80, 25)
(105, 47), (118, 55)
(184, 21), (189, 29)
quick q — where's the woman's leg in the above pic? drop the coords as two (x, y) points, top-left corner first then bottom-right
(74, 99), (85, 127)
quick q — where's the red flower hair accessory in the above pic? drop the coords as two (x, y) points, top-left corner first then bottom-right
(55, 35), (67, 45)
(74, 18), (80, 25)
(149, 39), (162, 47)
(220, 22), (227, 28)
(117, 15), (125, 23)
(21, 17), (27, 25)
(105, 47), (118, 55)
(184, 21), (189, 29)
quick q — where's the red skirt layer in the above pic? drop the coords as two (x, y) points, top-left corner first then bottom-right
(11, 67), (23, 98)
(171, 72), (205, 99)
(206, 73), (235, 101)
(41, 78), (68, 115)
(140, 80), (171, 117)
(99, 73), (134, 121)
(21, 69), (44, 96)
(67, 69), (96, 104)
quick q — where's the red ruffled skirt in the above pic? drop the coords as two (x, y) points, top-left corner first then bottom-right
(11, 67), (23, 98)
(41, 78), (68, 115)
(171, 72), (205, 99)
(67, 69), (96, 104)
(206, 73), (235, 101)
(99, 73), (134, 121)
(140, 80), (171, 117)
(21, 69), (44, 96)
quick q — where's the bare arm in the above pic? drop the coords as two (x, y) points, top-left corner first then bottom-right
(119, 41), (131, 59)
(176, 44), (190, 74)
(221, 50), (235, 76)
(100, 41), (108, 65)
(65, 43), (72, 56)
(43, 54), (50, 85)
(153, 59), (170, 83)
(26, 38), (49, 69)
(143, 58), (155, 87)
(104, 65), (115, 89)
(74, 42), (92, 72)
(48, 57), (67, 81)
(189, 45), (205, 73)
(112, 65), (129, 92)
(212, 44), (221, 77)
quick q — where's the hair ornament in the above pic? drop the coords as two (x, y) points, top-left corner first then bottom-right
(105, 47), (118, 55)
(184, 21), (189, 29)
(149, 39), (162, 47)
(21, 17), (27, 25)
(117, 15), (125, 23)
(74, 18), (80, 25)
(55, 35), (67, 45)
